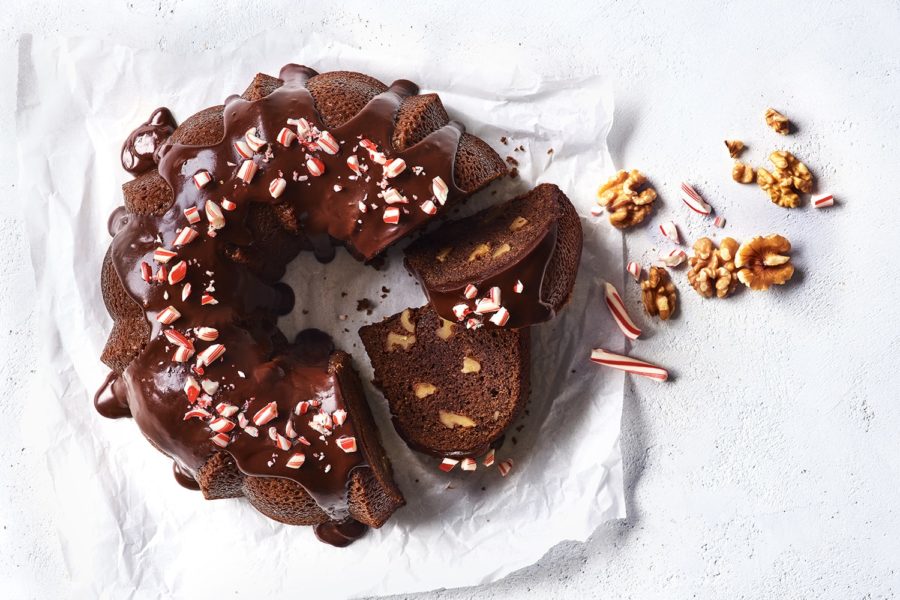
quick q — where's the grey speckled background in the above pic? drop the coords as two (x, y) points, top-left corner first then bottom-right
(2, 1), (899, 598)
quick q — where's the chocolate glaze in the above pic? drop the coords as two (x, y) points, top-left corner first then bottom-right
(314, 518), (369, 547)
(172, 461), (201, 490)
(416, 223), (558, 330)
(100, 65), (467, 545)
(121, 107), (176, 176)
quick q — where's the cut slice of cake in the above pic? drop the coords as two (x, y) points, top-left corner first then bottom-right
(403, 183), (582, 329)
(359, 305), (530, 458)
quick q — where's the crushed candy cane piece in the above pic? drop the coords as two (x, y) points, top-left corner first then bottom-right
(659, 221), (680, 243)
(439, 458), (459, 472)
(627, 261), (642, 281)
(659, 248), (687, 267)
(237, 159), (258, 183)
(432, 176), (449, 205)
(336, 436), (358, 453)
(460, 458), (477, 471)
(813, 193), (834, 208)
(498, 459), (514, 477)
(192, 170), (212, 189)
(156, 306), (181, 325)
(285, 453), (306, 469)
(253, 401), (278, 426)
(680, 182), (712, 215)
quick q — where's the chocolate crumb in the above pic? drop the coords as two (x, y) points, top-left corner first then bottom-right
(356, 298), (374, 315)
(500, 136), (508, 145)
(547, 148), (554, 155)
(505, 156), (519, 167)
(302, 309), (309, 315)
(509, 167), (519, 179)
(515, 145), (525, 152)
(341, 291), (348, 297)
(512, 436), (518, 445)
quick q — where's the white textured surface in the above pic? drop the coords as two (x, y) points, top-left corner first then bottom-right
(2, 2), (899, 598)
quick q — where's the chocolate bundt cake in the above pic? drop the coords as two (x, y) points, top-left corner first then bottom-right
(359, 306), (530, 458)
(96, 64), (508, 546)
(404, 183), (583, 329)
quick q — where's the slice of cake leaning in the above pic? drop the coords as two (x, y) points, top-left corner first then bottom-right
(403, 183), (583, 329)
(359, 305), (530, 459)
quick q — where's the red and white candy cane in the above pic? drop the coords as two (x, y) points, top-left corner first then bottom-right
(590, 348), (669, 381)
(626, 261), (642, 281)
(603, 282), (641, 340)
(680, 182), (712, 215)
(659, 221), (680, 244)
(813, 193), (834, 208)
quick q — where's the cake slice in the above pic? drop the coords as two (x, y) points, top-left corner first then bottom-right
(403, 183), (582, 329)
(359, 305), (530, 458)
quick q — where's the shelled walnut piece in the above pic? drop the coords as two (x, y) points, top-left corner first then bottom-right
(724, 139), (745, 158)
(732, 162), (755, 183)
(765, 108), (791, 135)
(756, 151), (813, 208)
(596, 169), (657, 229)
(688, 237), (740, 298)
(640, 266), (677, 320)
(735, 235), (795, 290)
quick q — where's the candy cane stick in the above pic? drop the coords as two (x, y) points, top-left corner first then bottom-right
(603, 282), (641, 340)
(590, 348), (669, 381)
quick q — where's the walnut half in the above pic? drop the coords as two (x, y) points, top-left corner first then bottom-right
(688, 237), (740, 298)
(596, 169), (657, 229)
(640, 266), (678, 320)
(765, 108), (791, 135)
(735, 234), (795, 290)
(757, 151), (813, 208)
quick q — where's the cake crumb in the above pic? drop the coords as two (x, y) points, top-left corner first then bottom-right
(505, 156), (519, 167)
(547, 148), (554, 155)
(500, 136), (508, 145)
(356, 298), (375, 315)
(509, 167), (519, 179)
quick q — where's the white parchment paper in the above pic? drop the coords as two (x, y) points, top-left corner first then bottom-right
(16, 35), (625, 599)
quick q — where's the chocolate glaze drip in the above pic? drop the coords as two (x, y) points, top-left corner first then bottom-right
(314, 518), (369, 547)
(100, 65), (466, 545)
(418, 223), (558, 330)
(121, 108), (176, 176)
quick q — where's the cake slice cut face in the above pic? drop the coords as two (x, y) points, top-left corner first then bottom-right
(403, 183), (583, 329)
(359, 305), (530, 458)
(97, 65), (508, 545)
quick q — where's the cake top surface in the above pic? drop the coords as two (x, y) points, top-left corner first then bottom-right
(98, 64), (480, 531)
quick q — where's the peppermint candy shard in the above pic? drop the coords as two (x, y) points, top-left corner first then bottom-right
(276, 127), (297, 147)
(192, 170), (212, 189)
(813, 193), (834, 208)
(660, 248), (687, 267)
(306, 157), (325, 177)
(513, 280), (524, 294)
(432, 176), (449, 205)
(603, 282), (642, 340)
(234, 139), (253, 159)
(383, 207), (400, 225)
(163, 328), (193, 350)
(167, 260), (187, 285)
(336, 436), (358, 453)
(439, 458), (459, 472)
(489, 307), (510, 327)
(460, 458), (477, 471)
(183, 408), (210, 420)
(156, 306), (181, 325)
(384, 158), (407, 178)
(197, 343), (225, 366)
(626, 261), (642, 281)
(184, 206), (201, 224)
(659, 221), (680, 244)
(210, 433), (231, 448)
(153, 247), (176, 263)
(680, 182), (712, 215)
(285, 453), (306, 469)
(174, 226), (199, 247)
(317, 131), (340, 154)
(205, 200), (225, 230)
(253, 401), (278, 426)
(183, 376), (201, 403)
(420, 200), (437, 215)
(347, 155), (362, 175)
(713, 215), (726, 228)
(589, 348), (669, 381)
(237, 159), (258, 184)
(269, 177), (287, 199)
(498, 459), (514, 477)
(195, 327), (218, 342)
(483, 448), (496, 467)
(172, 346), (194, 363)
(244, 128), (266, 152)
(463, 284), (479, 299)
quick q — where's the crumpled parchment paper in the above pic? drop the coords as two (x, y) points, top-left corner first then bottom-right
(16, 34), (624, 599)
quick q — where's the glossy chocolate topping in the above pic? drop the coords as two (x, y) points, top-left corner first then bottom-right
(98, 64), (467, 543)
(417, 222), (558, 330)
(121, 107), (177, 176)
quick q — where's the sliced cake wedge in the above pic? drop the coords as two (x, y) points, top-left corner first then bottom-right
(403, 183), (583, 329)
(359, 305), (530, 458)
